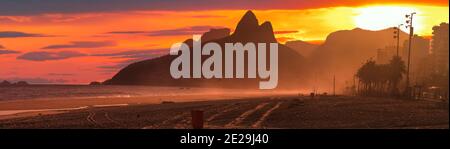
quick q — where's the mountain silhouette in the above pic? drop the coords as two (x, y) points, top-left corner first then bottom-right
(0, 80), (12, 86)
(201, 28), (230, 42)
(285, 40), (319, 57)
(104, 11), (411, 91)
(103, 10), (310, 89)
(307, 27), (409, 92)
(234, 11), (259, 37)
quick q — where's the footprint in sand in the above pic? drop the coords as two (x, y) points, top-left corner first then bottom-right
(224, 102), (270, 128)
(252, 102), (282, 128)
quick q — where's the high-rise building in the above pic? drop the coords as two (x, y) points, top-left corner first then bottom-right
(431, 23), (449, 76)
(402, 35), (430, 63)
(376, 46), (397, 64)
(402, 35), (431, 84)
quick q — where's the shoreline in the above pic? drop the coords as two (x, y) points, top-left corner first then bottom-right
(0, 92), (296, 120)
(0, 95), (447, 129)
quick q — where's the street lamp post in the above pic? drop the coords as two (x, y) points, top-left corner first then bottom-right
(405, 12), (416, 98)
(393, 24), (403, 56)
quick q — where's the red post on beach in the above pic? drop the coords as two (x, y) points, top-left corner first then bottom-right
(191, 110), (204, 129)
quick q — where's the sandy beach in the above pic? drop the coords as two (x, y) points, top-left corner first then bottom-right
(0, 91), (293, 120)
(0, 95), (448, 129)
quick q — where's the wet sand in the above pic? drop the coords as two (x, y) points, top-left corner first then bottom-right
(0, 95), (448, 129)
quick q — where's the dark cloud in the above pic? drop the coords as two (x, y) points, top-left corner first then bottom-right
(190, 15), (227, 18)
(148, 26), (224, 36)
(0, 14), (104, 24)
(93, 49), (167, 59)
(0, 77), (69, 84)
(17, 51), (87, 61)
(107, 26), (224, 36)
(94, 49), (168, 71)
(106, 31), (148, 34)
(0, 0), (447, 15)
(0, 49), (21, 55)
(274, 30), (299, 34)
(47, 73), (75, 76)
(0, 44), (21, 55)
(0, 31), (48, 38)
(42, 41), (116, 49)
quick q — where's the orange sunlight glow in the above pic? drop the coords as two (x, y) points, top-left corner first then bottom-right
(354, 5), (449, 34)
(355, 6), (418, 32)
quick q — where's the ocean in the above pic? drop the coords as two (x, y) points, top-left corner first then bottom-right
(0, 85), (286, 101)
(0, 85), (214, 101)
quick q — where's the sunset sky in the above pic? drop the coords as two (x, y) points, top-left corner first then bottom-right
(0, 0), (448, 84)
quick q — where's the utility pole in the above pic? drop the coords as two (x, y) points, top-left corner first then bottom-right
(405, 12), (416, 98)
(333, 75), (336, 96)
(353, 75), (356, 96)
(393, 24), (403, 56)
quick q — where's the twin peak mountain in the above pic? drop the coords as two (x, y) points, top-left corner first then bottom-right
(104, 10), (308, 89)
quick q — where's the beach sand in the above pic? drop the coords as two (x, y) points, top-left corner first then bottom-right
(0, 95), (448, 129)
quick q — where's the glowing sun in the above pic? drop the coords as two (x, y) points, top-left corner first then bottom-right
(354, 6), (420, 32)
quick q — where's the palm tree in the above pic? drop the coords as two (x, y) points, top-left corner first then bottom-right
(387, 56), (406, 96)
(356, 59), (377, 95)
(356, 56), (405, 97)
